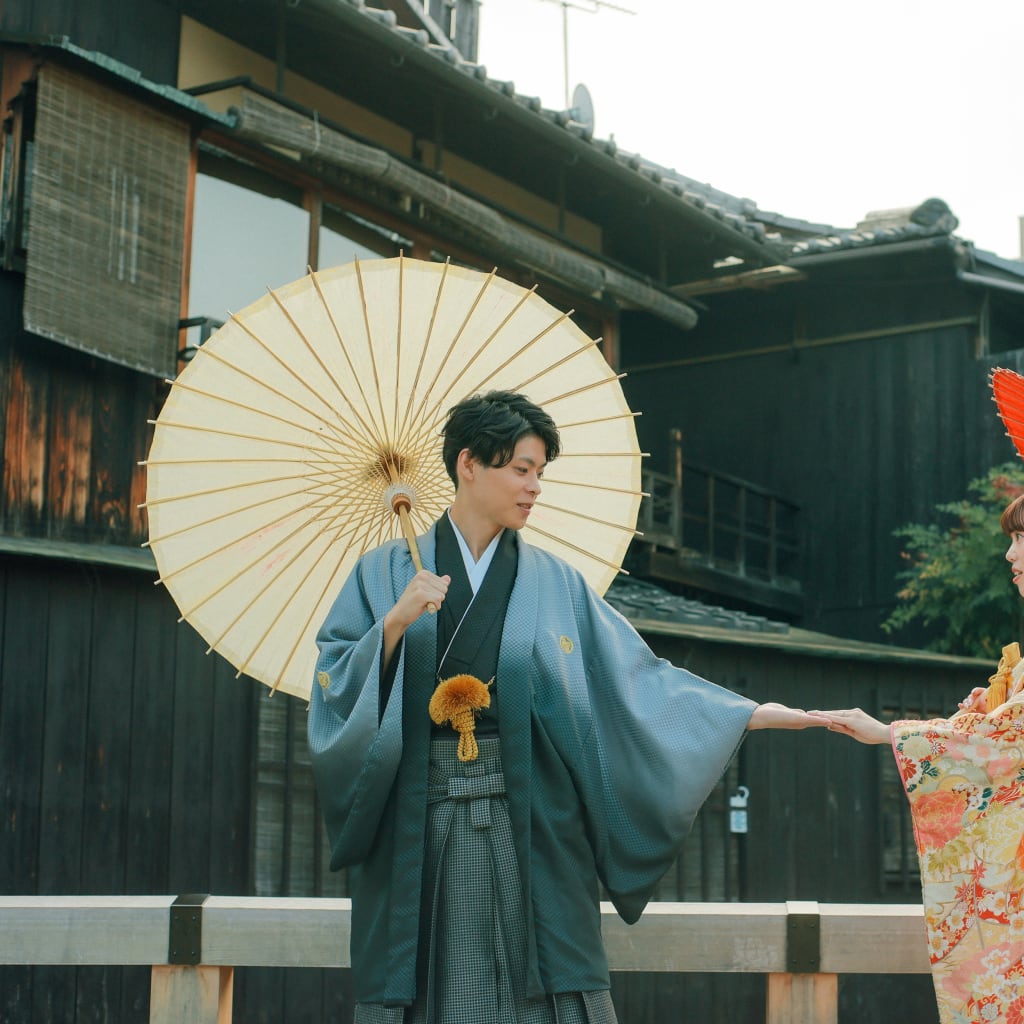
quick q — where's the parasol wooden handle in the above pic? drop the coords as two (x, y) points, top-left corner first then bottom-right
(391, 493), (436, 615)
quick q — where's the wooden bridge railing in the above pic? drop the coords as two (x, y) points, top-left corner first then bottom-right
(0, 896), (930, 1023)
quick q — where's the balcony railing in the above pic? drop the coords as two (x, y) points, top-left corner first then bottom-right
(1, 896), (929, 1024)
(636, 462), (802, 615)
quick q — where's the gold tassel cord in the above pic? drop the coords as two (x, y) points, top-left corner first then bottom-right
(985, 642), (1022, 712)
(429, 674), (492, 762)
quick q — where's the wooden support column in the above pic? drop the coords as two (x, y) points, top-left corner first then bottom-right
(150, 893), (231, 1021)
(765, 900), (838, 1023)
(150, 964), (233, 1024)
(766, 973), (838, 1024)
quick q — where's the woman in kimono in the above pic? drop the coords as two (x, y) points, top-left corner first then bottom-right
(818, 493), (1024, 1024)
(308, 390), (826, 1024)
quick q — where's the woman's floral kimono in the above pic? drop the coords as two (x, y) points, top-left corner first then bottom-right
(894, 644), (1024, 1023)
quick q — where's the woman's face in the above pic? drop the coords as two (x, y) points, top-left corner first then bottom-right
(1006, 530), (1024, 597)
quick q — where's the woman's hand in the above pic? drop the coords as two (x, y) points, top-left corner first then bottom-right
(953, 687), (988, 716)
(746, 702), (831, 731)
(810, 708), (891, 745)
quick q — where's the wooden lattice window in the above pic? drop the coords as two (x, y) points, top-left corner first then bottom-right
(23, 62), (190, 377)
(253, 693), (348, 898)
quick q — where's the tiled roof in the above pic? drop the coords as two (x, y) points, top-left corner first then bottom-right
(603, 152), (772, 245)
(787, 220), (955, 257)
(605, 577), (789, 635)
(605, 577), (992, 667)
(340, 0), (775, 249)
(787, 198), (961, 258)
(349, 1), (1007, 264)
(646, 173), (969, 260)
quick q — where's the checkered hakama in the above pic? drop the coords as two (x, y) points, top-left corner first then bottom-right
(354, 737), (617, 1024)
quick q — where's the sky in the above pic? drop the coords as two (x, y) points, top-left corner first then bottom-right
(474, 0), (1024, 260)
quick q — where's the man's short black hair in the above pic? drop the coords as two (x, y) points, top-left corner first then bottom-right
(442, 390), (561, 487)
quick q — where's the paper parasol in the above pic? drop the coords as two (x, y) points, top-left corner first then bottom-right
(992, 367), (1024, 461)
(143, 257), (644, 699)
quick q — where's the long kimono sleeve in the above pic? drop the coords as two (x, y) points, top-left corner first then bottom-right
(891, 690), (1024, 1022)
(307, 551), (407, 869)
(568, 573), (756, 922)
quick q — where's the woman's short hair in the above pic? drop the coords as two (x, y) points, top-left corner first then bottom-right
(1000, 493), (1024, 535)
(442, 391), (561, 487)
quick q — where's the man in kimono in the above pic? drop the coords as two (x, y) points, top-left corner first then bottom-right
(308, 390), (825, 1023)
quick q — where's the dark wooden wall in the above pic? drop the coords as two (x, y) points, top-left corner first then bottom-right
(0, 555), (257, 1022)
(621, 255), (1024, 648)
(0, 277), (158, 547)
(0, 1), (181, 84)
(646, 632), (977, 900)
(636, 630), (977, 1023)
(0, 552), (978, 1022)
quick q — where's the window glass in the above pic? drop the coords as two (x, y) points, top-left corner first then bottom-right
(318, 204), (409, 269)
(186, 153), (309, 352)
(983, 293), (1024, 355)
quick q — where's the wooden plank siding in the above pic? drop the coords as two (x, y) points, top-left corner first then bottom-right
(0, 328), (159, 548)
(621, 262), (1023, 649)
(641, 631), (976, 902)
(0, 0), (182, 84)
(2, 340), (49, 532)
(0, 548), (981, 1022)
(0, 555), (257, 1024)
(628, 630), (972, 1022)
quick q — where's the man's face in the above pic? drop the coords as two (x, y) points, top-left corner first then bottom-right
(462, 434), (546, 532)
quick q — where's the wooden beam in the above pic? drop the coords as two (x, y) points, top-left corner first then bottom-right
(201, 895), (353, 968)
(819, 903), (929, 974)
(0, 896), (931, 975)
(601, 901), (786, 972)
(0, 895), (172, 965)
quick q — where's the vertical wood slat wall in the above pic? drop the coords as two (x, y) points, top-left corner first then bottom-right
(622, 277), (1024, 650)
(1, 325), (157, 545)
(0, 550), (980, 1022)
(0, 555), (257, 1022)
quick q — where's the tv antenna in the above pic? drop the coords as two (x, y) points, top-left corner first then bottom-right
(534, 0), (636, 109)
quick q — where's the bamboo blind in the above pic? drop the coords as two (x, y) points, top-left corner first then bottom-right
(24, 62), (190, 377)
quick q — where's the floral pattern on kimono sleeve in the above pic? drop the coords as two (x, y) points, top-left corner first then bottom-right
(893, 698), (1024, 1023)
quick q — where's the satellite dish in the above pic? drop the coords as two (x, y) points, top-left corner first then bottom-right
(570, 83), (595, 132)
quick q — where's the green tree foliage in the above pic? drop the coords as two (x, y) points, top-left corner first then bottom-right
(882, 463), (1024, 659)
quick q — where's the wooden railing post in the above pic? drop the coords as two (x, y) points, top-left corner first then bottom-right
(763, 901), (838, 1024)
(150, 965), (233, 1024)
(766, 973), (838, 1024)
(148, 893), (235, 1022)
